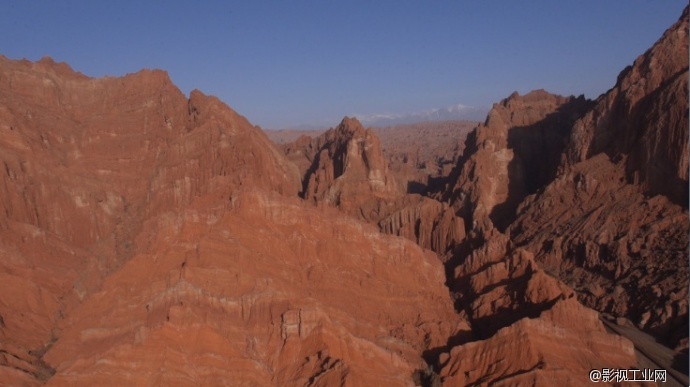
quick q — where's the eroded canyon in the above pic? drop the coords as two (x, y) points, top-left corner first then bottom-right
(0, 6), (688, 387)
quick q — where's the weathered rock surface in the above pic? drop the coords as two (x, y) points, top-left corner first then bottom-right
(300, 117), (400, 210)
(565, 6), (689, 207)
(43, 190), (460, 386)
(440, 297), (637, 385)
(509, 6), (689, 350)
(443, 90), (592, 233)
(283, 118), (470, 257)
(378, 195), (466, 254)
(431, 230), (637, 385)
(274, 120), (475, 197)
(1, 5), (688, 386)
(0, 56), (301, 375)
(511, 155), (689, 349)
(0, 56), (461, 385)
(403, 7), (690, 382)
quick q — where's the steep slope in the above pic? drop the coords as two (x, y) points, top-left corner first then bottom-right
(300, 117), (400, 215)
(565, 6), (689, 207)
(284, 118), (468, 255)
(0, 56), (303, 384)
(0, 57), (462, 385)
(416, 8), (690, 382)
(443, 90), (592, 233)
(439, 233), (636, 385)
(43, 190), (459, 385)
(510, 6), (689, 350)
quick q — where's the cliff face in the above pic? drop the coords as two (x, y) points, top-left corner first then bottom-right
(0, 57), (460, 385)
(300, 117), (400, 214)
(425, 7), (689, 381)
(444, 90), (592, 234)
(509, 8), (689, 350)
(1, 5), (688, 386)
(566, 6), (689, 207)
(43, 190), (459, 386)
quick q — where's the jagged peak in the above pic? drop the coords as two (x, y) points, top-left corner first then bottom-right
(335, 116), (367, 136)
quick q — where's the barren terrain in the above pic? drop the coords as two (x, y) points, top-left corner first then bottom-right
(0, 6), (687, 386)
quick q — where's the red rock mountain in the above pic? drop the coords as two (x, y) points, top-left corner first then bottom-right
(282, 117), (468, 254)
(279, 91), (646, 386)
(298, 117), (400, 212)
(510, 6), (689, 351)
(280, 6), (688, 383)
(1, 5), (688, 386)
(443, 90), (592, 233)
(0, 57), (459, 385)
(436, 6), (688, 383)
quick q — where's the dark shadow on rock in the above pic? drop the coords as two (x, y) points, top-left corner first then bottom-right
(671, 348), (689, 375)
(647, 312), (690, 352)
(421, 328), (475, 374)
(407, 180), (427, 195)
(489, 97), (593, 231)
(621, 69), (689, 208)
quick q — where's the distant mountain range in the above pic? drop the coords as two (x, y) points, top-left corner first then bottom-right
(270, 103), (489, 131)
(354, 103), (488, 127)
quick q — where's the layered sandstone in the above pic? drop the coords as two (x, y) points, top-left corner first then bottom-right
(443, 90), (592, 233)
(0, 57), (301, 372)
(440, 297), (637, 385)
(43, 190), (460, 385)
(300, 117), (400, 210)
(0, 56), (462, 385)
(509, 7), (689, 350)
(565, 6), (689, 207)
(1, 5), (688, 386)
(427, 230), (637, 384)
(284, 118), (469, 255)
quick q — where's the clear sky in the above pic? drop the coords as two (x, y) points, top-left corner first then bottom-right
(1, 1), (686, 129)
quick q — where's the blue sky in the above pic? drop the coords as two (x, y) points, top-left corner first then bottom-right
(1, 1), (686, 129)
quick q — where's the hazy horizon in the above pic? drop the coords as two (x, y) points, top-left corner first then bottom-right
(2, 1), (686, 129)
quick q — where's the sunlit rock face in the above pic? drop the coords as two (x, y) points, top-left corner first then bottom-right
(0, 5), (687, 386)
(0, 56), (459, 385)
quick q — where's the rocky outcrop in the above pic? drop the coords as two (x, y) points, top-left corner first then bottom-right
(378, 195), (465, 254)
(440, 297), (637, 385)
(565, 6), (689, 207)
(416, 7), (690, 380)
(300, 117), (400, 213)
(43, 190), (460, 385)
(284, 118), (469, 255)
(444, 90), (592, 233)
(271, 120), (475, 195)
(509, 7), (689, 350)
(511, 153), (689, 348)
(0, 56), (310, 384)
(433, 231), (637, 384)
